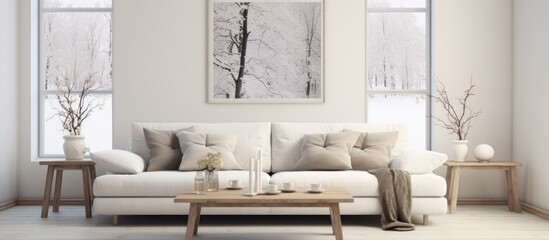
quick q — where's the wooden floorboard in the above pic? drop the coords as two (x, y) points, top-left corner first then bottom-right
(0, 205), (548, 239)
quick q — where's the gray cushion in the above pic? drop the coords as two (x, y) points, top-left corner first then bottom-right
(362, 131), (399, 151)
(345, 130), (399, 170)
(176, 131), (242, 171)
(350, 145), (392, 170)
(293, 132), (360, 171)
(143, 127), (192, 171)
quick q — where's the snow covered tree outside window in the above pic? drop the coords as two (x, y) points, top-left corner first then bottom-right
(209, 1), (323, 103)
(367, 0), (431, 150)
(40, 0), (113, 157)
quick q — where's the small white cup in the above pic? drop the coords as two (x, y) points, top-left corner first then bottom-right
(283, 182), (295, 191)
(311, 183), (322, 191)
(266, 184), (278, 193)
(228, 179), (241, 187)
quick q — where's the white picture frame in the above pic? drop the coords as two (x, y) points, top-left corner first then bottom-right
(208, 0), (324, 103)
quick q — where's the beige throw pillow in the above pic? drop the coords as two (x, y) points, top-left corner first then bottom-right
(350, 145), (392, 170)
(362, 131), (399, 151)
(144, 127), (192, 171)
(293, 132), (361, 171)
(345, 130), (399, 171)
(176, 131), (242, 171)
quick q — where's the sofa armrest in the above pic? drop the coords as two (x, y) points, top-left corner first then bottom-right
(389, 150), (448, 174)
(91, 149), (146, 174)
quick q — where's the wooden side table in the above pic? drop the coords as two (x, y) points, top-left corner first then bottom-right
(444, 161), (522, 214)
(39, 160), (96, 218)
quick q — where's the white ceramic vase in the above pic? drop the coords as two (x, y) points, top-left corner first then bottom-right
(452, 140), (469, 162)
(63, 135), (87, 160)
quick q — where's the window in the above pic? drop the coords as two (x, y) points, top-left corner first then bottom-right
(366, 0), (431, 150)
(39, 0), (113, 157)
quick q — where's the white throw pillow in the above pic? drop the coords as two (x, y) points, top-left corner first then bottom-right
(91, 149), (145, 174)
(390, 150), (448, 174)
(177, 131), (242, 171)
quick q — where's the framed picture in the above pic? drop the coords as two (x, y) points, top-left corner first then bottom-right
(208, 0), (324, 103)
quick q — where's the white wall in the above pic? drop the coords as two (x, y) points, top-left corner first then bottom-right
(18, 0), (46, 200)
(16, 0), (516, 201)
(433, 0), (513, 198)
(513, 0), (549, 210)
(112, 0), (366, 149)
(16, 0), (367, 198)
(0, 0), (19, 203)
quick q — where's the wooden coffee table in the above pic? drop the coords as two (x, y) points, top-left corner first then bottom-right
(174, 187), (353, 240)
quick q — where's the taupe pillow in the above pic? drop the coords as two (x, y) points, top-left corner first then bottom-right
(350, 145), (392, 170)
(362, 131), (399, 151)
(345, 130), (399, 170)
(293, 132), (361, 171)
(144, 127), (193, 171)
(176, 131), (242, 171)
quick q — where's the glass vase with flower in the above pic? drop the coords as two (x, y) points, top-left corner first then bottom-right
(197, 152), (223, 192)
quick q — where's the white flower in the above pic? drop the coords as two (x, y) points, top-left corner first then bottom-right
(197, 152), (223, 170)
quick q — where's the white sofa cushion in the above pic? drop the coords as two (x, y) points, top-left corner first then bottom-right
(94, 170), (271, 197)
(271, 123), (409, 172)
(131, 123), (271, 171)
(91, 149), (145, 174)
(270, 170), (446, 197)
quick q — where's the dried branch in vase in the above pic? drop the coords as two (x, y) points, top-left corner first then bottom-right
(53, 72), (106, 136)
(431, 76), (482, 140)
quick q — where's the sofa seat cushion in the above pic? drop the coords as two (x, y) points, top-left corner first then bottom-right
(270, 170), (446, 197)
(94, 171), (271, 197)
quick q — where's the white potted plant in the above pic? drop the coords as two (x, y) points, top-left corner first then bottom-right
(431, 78), (482, 162)
(53, 73), (105, 160)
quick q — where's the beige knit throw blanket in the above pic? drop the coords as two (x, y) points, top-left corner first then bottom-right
(372, 168), (415, 231)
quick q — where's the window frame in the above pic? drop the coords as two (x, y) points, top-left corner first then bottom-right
(365, 0), (432, 150)
(38, 0), (114, 158)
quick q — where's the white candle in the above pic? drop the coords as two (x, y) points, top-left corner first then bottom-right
(248, 157), (255, 195)
(256, 150), (262, 193)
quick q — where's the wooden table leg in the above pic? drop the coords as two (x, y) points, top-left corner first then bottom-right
(445, 166), (453, 204)
(186, 203), (201, 240)
(505, 169), (514, 211)
(89, 166), (96, 202)
(329, 203), (344, 240)
(41, 165), (55, 218)
(509, 167), (522, 213)
(193, 205), (201, 235)
(82, 166), (92, 218)
(329, 204), (336, 235)
(53, 170), (64, 212)
(449, 167), (461, 214)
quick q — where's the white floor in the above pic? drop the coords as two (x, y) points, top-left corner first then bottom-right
(0, 205), (548, 240)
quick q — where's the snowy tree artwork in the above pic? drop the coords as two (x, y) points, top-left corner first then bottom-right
(209, 0), (323, 103)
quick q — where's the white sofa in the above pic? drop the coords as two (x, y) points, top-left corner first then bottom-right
(93, 122), (447, 221)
